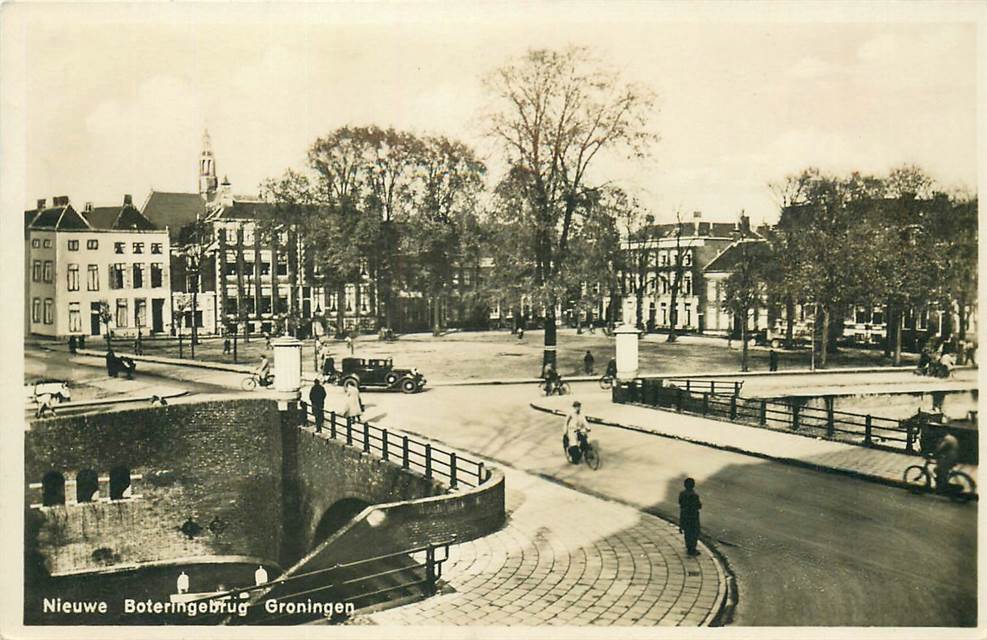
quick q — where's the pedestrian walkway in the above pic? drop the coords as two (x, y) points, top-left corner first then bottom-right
(349, 462), (725, 626)
(532, 392), (978, 491)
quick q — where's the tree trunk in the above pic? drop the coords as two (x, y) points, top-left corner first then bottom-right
(785, 296), (795, 348)
(191, 289), (198, 358)
(543, 297), (557, 370)
(667, 277), (679, 342)
(335, 284), (346, 338)
(893, 307), (903, 366)
(883, 299), (893, 358)
(740, 305), (749, 372)
(819, 305), (830, 369)
(432, 295), (442, 336)
(958, 296), (968, 340)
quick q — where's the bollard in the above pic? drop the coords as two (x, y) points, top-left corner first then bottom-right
(477, 461), (486, 484)
(864, 415), (873, 447)
(425, 444), (433, 478)
(905, 421), (915, 453)
(329, 411), (337, 439)
(450, 452), (458, 488)
(825, 398), (835, 439)
(382, 429), (389, 461)
(702, 392), (709, 416)
(685, 379), (691, 393)
(676, 388), (684, 413)
(730, 395), (738, 421)
(402, 435), (410, 469)
(759, 400), (767, 426)
(346, 417), (353, 446)
(425, 545), (436, 595)
(363, 422), (370, 453)
(791, 402), (800, 431)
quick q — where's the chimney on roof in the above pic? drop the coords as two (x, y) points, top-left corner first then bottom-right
(36, 198), (46, 210)
(84, 202), (93, 213)
(739, 210), (751, 235)
(123, 194), (133, 207)
(52, 195), (69, 207)
(692, 211), (702, 220)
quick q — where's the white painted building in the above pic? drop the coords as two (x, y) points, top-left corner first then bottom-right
(25, 196), (172, 339)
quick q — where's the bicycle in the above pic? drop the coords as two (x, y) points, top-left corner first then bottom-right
(903, 455), (976, 501)
(599, 374), (615, 390)
(241, 371), (274, 391)
(539, 379), (571, 396)
(564, 432), (601, 470)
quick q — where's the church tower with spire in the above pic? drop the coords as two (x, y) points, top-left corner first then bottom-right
(198, 129), (219, 201)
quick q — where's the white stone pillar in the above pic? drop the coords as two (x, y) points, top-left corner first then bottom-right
(272, 335), (302, 409)
(615, 324), (640, 381)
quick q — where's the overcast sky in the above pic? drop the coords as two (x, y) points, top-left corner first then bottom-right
(13, 3), (980, 225)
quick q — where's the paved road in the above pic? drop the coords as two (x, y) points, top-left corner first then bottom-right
(30, 347), (975, 626)
(357, 382), (977, 627)
(25, 344), (235, 399)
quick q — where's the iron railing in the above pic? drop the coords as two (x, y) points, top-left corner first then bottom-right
(615, 378), (921, 454)
(193, 540), (452, 625)
(303, 405), (488, 489)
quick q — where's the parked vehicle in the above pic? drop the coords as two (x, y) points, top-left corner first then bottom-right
(25, 379), (72, 405)
(335, 357), (426, 393)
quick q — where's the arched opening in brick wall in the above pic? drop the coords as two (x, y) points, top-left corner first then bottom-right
(312, 498), (370, 550)
(109, 466), (131, 500)
(42, 471), (65, 506)
(76, 469), (99, 503)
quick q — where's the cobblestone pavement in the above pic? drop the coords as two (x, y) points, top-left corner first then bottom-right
(534, 392), (978, 489)
(356, 465), (725, 626)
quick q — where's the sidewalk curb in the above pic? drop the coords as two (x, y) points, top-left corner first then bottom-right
(359, 420), (731, 627)
(74, 348), (252, 374)
(529, 401), (977, 499)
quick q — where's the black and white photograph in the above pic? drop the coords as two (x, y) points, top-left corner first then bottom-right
(1, 1), (983, 637)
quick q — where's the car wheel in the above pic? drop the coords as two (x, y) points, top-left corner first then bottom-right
(400, 378), (417, 394)
(770, 338), (781, 349)
(343, 377), (360, 390)
(385, 373), (399, 386)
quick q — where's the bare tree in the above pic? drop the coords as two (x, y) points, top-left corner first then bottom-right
(484, 46), (657, 368)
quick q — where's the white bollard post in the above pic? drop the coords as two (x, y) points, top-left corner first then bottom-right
(271, 335), (302, 410)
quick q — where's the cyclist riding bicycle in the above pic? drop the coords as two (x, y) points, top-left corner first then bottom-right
(934, 432), (960, 494)
(255, 355), (274, 387)
(543, 363), (562, 396)
(563, 401), (591, 463)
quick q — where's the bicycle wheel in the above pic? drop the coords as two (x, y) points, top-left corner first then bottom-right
(947, 471), (976, 502)
(599, 376), (612, 390)
(558, 382), (571, 396)
(241, 376), (257, 391)
(902, 464), (931, 492)
(584, 444), (601, 470)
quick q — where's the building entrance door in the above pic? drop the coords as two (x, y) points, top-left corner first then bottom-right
(151, 299), (164, 333)
(90, 302), (102, 336)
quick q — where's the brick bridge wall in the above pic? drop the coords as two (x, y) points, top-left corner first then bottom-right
(26, 396), (502, 581)
(25, 398), (285, 577)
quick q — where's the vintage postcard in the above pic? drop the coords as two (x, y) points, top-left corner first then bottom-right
(1, 2), (983, 639)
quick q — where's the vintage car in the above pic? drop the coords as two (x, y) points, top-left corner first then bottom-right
(335, 357), (426, 393)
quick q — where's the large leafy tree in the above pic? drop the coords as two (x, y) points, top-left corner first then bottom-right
(483, 46), (657, 367)
(403, 136), (486, 334)
(721, 238), (773, 371)
(262, 126), (485, 337)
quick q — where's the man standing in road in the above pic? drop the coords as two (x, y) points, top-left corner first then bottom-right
(309, 378), (327, 432)
(678, 477), (702, 556)
(583, 350), (595, 375)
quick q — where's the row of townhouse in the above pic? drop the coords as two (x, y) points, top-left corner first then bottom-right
(620, 211), (975, 349)
(24, 195), (172, 339)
